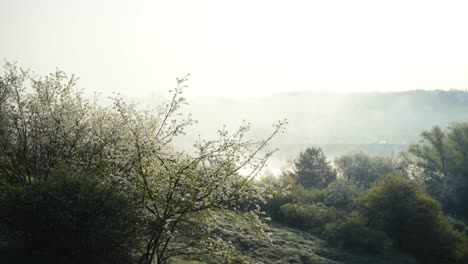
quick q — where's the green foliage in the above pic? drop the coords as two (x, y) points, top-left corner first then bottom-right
(358, 176), (468, 263)
(323, 179), (363, 212)
(292, 147), (336, 189)
(323, 213), (389, 253)
(448, 216), (468, 236)
(0, 63), (131, 185)
(279, 203), (340, 234)
(0, 173), (142, 264)
(262, 173), (326, 220)
(407, 123), (468, 219)
(0, 63), (286, 263)
(335, 153), (397, 187)
(212, 218), (419, 264)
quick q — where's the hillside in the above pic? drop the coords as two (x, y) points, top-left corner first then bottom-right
(141, 89), (468, 170)
(1, 221), (418, 264)
(169, 221), (419, 264)
(180, 89), (468, 144)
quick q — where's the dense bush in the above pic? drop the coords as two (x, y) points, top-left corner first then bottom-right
(261, 173), (325, 219)
(323, 179), (362, 212)
(448, 216), (468, 236)
(279, 203), (340, 233)
(335, 153), (397, 187)
(0, 173), (143, 264)
(323, 213), (388, 253)
(406, 123), (468, 219)
(358, 176), (468, 263)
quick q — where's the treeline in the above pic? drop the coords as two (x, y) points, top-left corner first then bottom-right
(260, 126), (468, 263)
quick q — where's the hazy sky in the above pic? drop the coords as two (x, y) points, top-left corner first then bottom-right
(1, 0), (468, 98)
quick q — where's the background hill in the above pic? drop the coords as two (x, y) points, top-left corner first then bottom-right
(137, 89), (468, 170)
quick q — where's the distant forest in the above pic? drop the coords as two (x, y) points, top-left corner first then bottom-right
(137, 89), (468, 166)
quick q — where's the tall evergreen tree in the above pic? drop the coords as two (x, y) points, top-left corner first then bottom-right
(293, 147), (336, 189)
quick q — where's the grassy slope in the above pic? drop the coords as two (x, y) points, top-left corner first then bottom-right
(209, 221), (420, 264)
(1, 221), (419, 264)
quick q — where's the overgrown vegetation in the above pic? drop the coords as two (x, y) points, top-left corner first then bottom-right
(0, 62), (467, 263)
(406, 123), (468, 220)
(323, 213), (388, 253)
(359, 176), (468, 263)
(264, 144), (468, 263)
(0, 173), (142, 263)
(0, 63), (286, 263)
(335, 153), (399, 187)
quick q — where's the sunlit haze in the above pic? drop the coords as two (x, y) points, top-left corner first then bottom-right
(1, 0), (468, 98)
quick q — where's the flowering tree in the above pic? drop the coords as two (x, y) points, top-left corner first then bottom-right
(0, 63), (287, 263)
(0, 62), (133, 185)
(122, 76), (287, 263)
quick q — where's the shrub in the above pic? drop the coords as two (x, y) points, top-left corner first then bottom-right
(335, 153), (397, 187)
(288, 184), (326, 204)
(448, 216), (468, 236)
(262, 174), (325, 220)
(0, 173), (143, 264)
(279, 203), (340, 233)
(323, 179), (363, 212)
(358, 176), (468, 263)
(323, 212), (388, 253)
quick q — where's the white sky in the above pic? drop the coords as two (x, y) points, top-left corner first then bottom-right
(1, 0), (468, 98)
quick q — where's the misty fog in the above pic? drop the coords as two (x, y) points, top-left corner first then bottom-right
(2, 1), (468, 263)
(131, 89), (468, 173)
